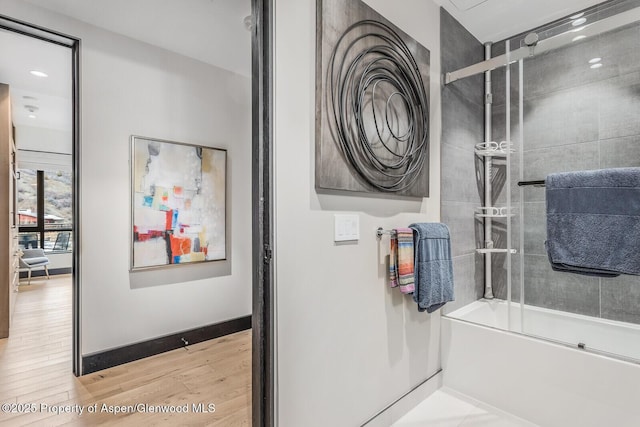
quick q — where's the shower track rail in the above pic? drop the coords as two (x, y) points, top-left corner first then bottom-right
(444, 6), (640, 85)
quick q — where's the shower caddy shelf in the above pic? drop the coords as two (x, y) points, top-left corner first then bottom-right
(475, 141), (517, 256)
(474, 206), (516, 219)
(474, 141), (514, 157)
(476, 248), (517, 254)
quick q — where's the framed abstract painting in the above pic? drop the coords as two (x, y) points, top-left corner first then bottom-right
(130, 136), (227, 270)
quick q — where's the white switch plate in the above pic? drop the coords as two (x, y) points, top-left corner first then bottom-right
(334, 214), (360, 242)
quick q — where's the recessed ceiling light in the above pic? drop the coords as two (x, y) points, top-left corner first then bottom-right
(569, 13), (585, 20)
(589, 57), (602, 64)
(572, 18), (587, 26)
(572, 26), (586, 33)
(29, 70), (48, 78)
(28, 114), (36, 119)
(590, 63), (603, 69)
(572, 35), (587, 42)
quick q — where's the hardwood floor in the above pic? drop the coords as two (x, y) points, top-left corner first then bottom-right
(0, 275), (252, 426)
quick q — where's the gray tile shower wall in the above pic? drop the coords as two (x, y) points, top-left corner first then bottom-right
(440, 8), (485, 314)
(601, 274), (640, 324)
(443, 253), (485, 314)
(523, 255), (601, 317)
(489, 13), (640, 324)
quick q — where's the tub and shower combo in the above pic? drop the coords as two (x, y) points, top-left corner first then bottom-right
(440, 1), (640, 425)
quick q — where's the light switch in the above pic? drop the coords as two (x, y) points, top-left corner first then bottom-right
(334, 214), (360, 242)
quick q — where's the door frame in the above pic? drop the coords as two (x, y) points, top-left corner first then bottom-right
(0, 15), (81, 376)
(1, 2), (276, 422)
(251, 0), (275, 425)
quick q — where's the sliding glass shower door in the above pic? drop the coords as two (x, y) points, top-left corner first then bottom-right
(514, 1), (640, 362)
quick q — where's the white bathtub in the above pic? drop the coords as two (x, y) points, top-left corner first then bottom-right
(449, 299), (640, 361)
(442, 299), (640, 427)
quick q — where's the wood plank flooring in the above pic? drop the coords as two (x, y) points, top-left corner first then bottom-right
(0, 275), (252, 426)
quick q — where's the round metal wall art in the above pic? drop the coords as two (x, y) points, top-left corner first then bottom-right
(327, 19), (430, 193)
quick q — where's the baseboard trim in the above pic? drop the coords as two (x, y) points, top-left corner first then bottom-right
(82, 315), (251, 375)
(19, 267), (72, 278)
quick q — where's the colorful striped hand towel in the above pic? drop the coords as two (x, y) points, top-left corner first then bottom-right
(396, 228), (415, 294)
(389, 232), (399, 288)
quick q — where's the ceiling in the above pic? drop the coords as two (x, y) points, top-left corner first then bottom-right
(24, 0), (252, 77)
(0, 28), (72, 132)
(0, 0), (608, 135)
(1, 0), (251, 140)
(433, 0), (605, 42)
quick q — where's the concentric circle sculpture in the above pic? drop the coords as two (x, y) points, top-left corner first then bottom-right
(327, 19), (429, 193)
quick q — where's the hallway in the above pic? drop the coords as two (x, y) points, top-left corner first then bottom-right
(0, 276), (251, 426)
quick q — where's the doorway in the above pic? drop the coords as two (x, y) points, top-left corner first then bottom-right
(0, 16), (80, 375)
(0, 0), (273, 425)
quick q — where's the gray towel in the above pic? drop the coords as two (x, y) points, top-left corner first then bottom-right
(409, 223), (454, 313)
(545, 167), (640, 277)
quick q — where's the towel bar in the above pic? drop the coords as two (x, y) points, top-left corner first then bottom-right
(376, 227), (397, 239)
(517, 180), (546, 187)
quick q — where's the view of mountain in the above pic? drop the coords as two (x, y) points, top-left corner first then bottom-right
(17, 168), (72, 225)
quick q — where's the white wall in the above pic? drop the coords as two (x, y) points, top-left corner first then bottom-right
(47, 252), (72, 270)
(17, 126), (72, 171)
(1, 0), (252, 355)
(16, 126), (72, 155)
(18, 148), (71, 172)
(274, 0), (442, 425)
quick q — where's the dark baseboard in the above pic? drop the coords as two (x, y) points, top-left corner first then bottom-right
(19, 267), (72, 278)
(82, 315), (251, 375)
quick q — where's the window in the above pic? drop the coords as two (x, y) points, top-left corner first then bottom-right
(17, 168), (37, 227)
(44, 170), (72, 229)
(17, 169), (72, 253)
